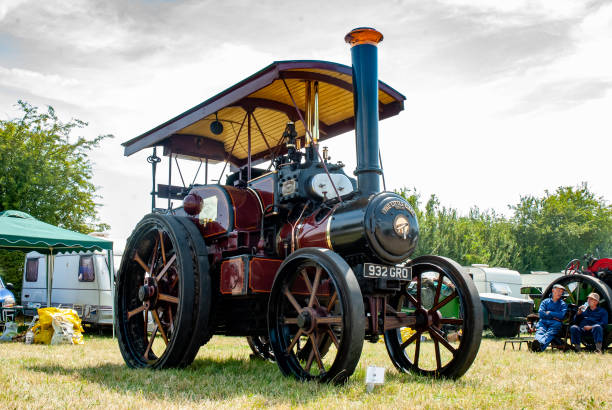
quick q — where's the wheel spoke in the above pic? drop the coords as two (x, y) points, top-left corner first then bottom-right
(305, 345), (315, 372)
(431, 290), (457, 312)
(167, 306), (174, 332)
(439, 318), (463, 325)
(317, 316), (342, 324)
(405, 292), (419, 308)
(304, 334), (318, 372)
(414, 336), (421, 367)
(286, 328), (304, 353)
(327, 291), (337, 310)
(128, 305), (145, 319)
(169, 273), (179, 291)
(143, 308), (148, 342)
(152, 310), (168, 345)
(134, 252), (150, 274)
(309, 333), (325, 371)
(326, 326), (340, 348)
(563, 285), (576, 304)
(434, 274), (443, 305)
(159, 230), (166, 265)
(158, 293), (179, 304)
(400, 330), (420, 350)
(283, 286), (303, 313)
(429, 326), (456, 355)
(149, 236), (159, 277)
(433, 336), (442, 370)
(144, 324), (157, 360)
(156, 254), (177, 281)
(300, 269), (320, 307)
(284, 317), (298, 324)
(308, 266), (322, 308)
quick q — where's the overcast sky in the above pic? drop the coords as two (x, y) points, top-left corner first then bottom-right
(1, 0), (611, 251)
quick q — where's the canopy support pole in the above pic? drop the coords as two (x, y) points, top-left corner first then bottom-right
(107, 249), (115, 339)
(46, 248), (54, 307)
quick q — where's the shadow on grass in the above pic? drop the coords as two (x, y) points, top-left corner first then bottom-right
(25, 353), (466, 405)
(25, 356), (358, 405)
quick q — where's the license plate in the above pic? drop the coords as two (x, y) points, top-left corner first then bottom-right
(363, 263), (412, 280)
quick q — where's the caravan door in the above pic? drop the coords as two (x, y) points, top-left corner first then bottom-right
(52, 254), (100, 321)
(21, 252), (47, 315)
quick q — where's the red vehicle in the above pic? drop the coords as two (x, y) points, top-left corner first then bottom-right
(115, 28), (483, 382)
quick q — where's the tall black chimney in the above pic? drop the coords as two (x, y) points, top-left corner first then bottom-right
(345, 27), (384, 196)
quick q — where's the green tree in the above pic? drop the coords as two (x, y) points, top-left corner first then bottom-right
(398, 188), (519, 268)
(511, 183), (612, 273)
(0, 101), (112, 295)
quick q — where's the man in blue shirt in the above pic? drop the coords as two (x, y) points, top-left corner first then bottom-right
(570, 292), (608, 353)
(531, 283), (567, 352)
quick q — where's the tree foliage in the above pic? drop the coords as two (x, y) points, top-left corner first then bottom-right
(511, 183), (612, 273)
(399, 188), (518, 267)
(398, 183), (611, 273)
(0, 101), (112, 294)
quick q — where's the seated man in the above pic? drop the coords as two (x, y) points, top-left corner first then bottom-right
(570, 292), (608, 353)
(531, 284), (567, 352)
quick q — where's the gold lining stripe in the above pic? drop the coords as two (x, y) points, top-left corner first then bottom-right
(326, 214), (333, 250)
(248, 170), (276, 183)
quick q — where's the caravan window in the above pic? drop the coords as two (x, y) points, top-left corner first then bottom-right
(78, 255), (95, 282)
(26, 258), (39, 282)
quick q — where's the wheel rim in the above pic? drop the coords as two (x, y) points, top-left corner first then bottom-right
(385, 258), (480, 377)
(564, 259), (581, 275)
(270, 258), (357, 382)
(118, 221), (187, 367)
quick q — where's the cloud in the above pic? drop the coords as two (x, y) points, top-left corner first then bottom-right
(512, 79), (612, 113)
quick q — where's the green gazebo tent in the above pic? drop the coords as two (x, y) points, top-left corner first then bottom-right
(0, 210), (115, 335)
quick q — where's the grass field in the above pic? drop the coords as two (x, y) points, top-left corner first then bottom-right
(1, 334), (610, 409)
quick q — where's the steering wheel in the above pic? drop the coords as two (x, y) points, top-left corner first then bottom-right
(564, 259), (581, 275)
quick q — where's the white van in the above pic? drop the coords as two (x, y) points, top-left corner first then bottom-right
(463, 264), (534, 337)
(21, 251), (113, 326)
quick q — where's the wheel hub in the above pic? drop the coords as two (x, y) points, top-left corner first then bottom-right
(138, 283), (156, 303)
(413, 307), (442, 331)
(297, 308), (317, 333)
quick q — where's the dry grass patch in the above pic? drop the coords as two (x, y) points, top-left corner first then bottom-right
(0, 334), (610, 409)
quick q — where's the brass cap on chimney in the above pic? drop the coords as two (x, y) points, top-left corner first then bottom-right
(344, 27), (383, 47)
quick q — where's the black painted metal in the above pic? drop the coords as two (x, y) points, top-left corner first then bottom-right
(350, 43), (382, 196)
(329, 192), (419, 264)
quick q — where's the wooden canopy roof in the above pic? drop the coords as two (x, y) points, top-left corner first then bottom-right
(122, 60), (405, 166)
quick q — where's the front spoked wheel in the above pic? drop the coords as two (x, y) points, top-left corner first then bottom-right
(268, 248), (364, 383)
(384, 255), (482, 379)
(116, 214), (207, 369)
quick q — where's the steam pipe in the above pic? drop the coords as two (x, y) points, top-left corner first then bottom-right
(345, 27), (384, 196)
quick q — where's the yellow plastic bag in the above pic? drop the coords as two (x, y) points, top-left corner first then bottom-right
(32, 307), (85, 345)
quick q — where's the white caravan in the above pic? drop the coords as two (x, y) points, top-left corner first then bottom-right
(520, 271), (564, 294)
(464, 264), (523, 296)
(21, 251), (113, 326)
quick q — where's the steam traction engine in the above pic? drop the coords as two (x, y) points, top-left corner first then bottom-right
(116, 28), (483, 382)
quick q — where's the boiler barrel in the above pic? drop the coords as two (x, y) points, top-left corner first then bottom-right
(329, 192), (419, 264)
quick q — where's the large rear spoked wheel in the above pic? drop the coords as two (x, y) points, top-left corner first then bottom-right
(116, 214), (210, 369)
(384, 255), (482, 379)
(268, 248), (365, 384)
